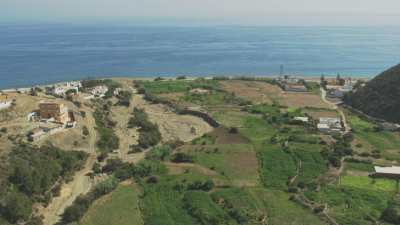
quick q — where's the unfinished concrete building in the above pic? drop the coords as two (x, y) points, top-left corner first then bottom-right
(39, 102), (69, 124)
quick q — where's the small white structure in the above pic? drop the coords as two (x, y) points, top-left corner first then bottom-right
(0, 94), (12, 110)
(27, 112), (38, 121)
(374, 166), (400, 177)
(374, 166), (400, 175)
(294, 117), (309, 123)
(114, 88), (122, 96)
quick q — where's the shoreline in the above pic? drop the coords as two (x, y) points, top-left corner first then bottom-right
(0, 74), (371, 91)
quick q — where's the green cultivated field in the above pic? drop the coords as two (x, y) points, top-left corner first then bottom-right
(80, 183), (143, 225)
(348, 113), (400, 159)
(305, 186), (392, 225)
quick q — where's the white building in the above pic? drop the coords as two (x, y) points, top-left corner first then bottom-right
(318, 117), (342, 133)
(0, 94), (12, 110)
(374, 166), (400, 177)
(294, 117), (309, 123)
(89, 86), (109, 97)
(46, 81), (82, 97)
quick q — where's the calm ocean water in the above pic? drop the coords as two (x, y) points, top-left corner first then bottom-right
(1, 24), (400, 89)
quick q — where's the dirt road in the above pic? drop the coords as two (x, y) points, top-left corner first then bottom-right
(320, 87), (351, 133)
(39, 107), (98, 225)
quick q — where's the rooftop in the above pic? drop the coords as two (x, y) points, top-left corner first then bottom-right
(374, 166), (400, 175)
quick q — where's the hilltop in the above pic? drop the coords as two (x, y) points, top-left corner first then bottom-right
(344, 64), (400, 123)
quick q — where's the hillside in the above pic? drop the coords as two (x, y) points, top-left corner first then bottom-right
(345, 64), (400, 123)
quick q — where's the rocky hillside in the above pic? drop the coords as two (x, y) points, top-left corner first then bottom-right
(344, 64), (400, 123)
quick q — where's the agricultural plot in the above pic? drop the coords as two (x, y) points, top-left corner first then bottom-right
(340, 176), (397, 192)
(183, 143), (259, 187)
(80, 182), (143, 225)
(347, 112), (400, 159)
(305, 186), (392, 225)
(219, 80), (282, 104)
(248, 188), (326, 225)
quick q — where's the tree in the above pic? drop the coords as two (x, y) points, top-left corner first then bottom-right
(4, 192), (33, 223)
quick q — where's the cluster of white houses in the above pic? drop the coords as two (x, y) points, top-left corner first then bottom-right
(43, 81), (109, 100)
(293, 116), (343, 134)
(83, 85), (109, 99)
(45, 81), (82, 97)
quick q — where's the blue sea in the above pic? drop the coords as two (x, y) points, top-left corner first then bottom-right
(1, 24), (400, 89)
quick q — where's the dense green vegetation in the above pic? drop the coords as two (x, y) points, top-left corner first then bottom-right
(0, 145), (87, 224)
(93, 103), (120, 154)
(128, 107), (161, 149)
(344, 64), (400, 123)
(305, 186), (392, 225)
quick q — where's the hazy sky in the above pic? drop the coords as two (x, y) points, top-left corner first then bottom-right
(2, 0), (400, 25)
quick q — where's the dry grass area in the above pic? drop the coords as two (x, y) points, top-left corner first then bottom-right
(132, 94), (213, 143)
(220, 80), (281, 104)
(279, 93), (330, 108)
(220, 80), (330, 109)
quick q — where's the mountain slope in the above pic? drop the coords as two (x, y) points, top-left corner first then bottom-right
(345, 64), (400, 123)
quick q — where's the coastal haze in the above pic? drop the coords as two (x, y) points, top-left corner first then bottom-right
(1, 25), (400, 89)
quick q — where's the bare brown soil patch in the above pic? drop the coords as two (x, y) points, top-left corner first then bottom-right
(211, 127), (249, 144)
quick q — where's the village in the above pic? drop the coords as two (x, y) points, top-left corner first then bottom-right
(1, 76), (400, 225)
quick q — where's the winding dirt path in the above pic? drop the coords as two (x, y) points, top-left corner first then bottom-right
(39, 107), (98, 225)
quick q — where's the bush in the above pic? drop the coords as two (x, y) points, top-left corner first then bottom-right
(80, 111), (86, 118)
(228, 127), (238, 134)
(171, 153), (194, 163)
(176, 75), (187, 80)
(82, 126), (89, 136)
(116, 90), (132, 107)
(187, 180), (214, 191)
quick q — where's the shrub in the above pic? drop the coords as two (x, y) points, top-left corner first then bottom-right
(82, 126), (89, 136)
(228, 127), (238, 134)
(80, 111), (86, 118)
(171, 153), (194, 163)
